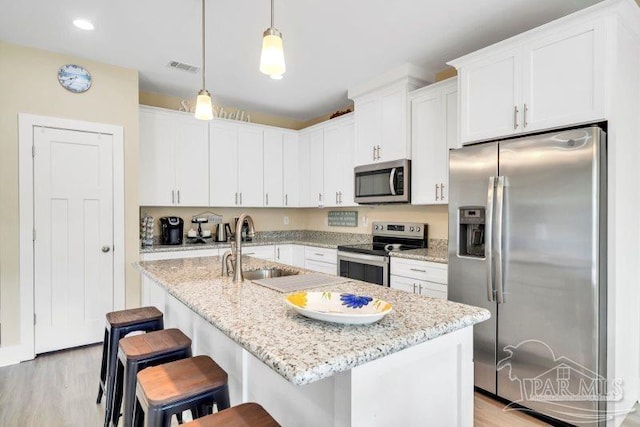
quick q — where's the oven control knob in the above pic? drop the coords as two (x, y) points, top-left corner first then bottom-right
(410, 227), (414, 232)
(416, 226), (421, 232)
(374, 225), (379, 230)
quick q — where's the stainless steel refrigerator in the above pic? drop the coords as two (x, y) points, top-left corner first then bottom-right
(448, 126), (607, 425)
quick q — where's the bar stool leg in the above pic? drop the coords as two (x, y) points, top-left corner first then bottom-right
(97, 328), (109, 403)
(104, 327), (120, 427)
(214, 384), (231, 412)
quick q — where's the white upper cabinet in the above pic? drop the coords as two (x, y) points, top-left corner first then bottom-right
(263, 130), (284, 207)
(450, 15), (606, 144)
(308, 128), (324, 207)
(209, 122), (264, 207)
(139, 106), (209, 206)
(409, 78), (458, 205)
(282, 132), (299, 208)
(323, 115), (355, 207)
(297, 133), (310, 207)
(349, 65), (430, 166)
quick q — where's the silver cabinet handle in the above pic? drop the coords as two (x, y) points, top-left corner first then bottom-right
(495, 176), (506, 304)
(486, 177), (496, 302)
(523, 104), (528, 128)
(177, 190), (180, 204)
(235, 192), (238, 205)
(244, 252), (255, 255)
(412, 283), (416, 293)
(318, 193), (323, 204)
(277, 247), (280, 259)
(172, 190), (175, 205)
(373, 145), (376, 161)
(265, 193), (269, 206)
(376, 145), (381, 160)
(285, 194), (288, 206)
(389, 167), (397, 196)
(410, 268), (426, 273)
(513, 105), (519, 130)
(240, 192), (243, 205)
(314, 253), (324, 256)
(338, 191), (343, 204)
(336, 192), (339, 204)
(440, 183), (445, 200)
(419, 284), (423, 294)
(435, 184), (439, 201)
(101, 246), (111, 253)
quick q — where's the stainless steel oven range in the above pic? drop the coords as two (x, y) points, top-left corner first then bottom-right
(337, 222), (427, 286)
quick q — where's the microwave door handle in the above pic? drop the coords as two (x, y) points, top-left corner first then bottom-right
(486, 177), (495, 302)
(389, 168), (397, 196)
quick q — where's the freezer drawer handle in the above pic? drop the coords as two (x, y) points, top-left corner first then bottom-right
(486, 177), (496, 302)
(495, 176), (506, 304)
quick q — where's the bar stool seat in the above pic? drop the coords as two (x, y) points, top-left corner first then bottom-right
(111, 328), (192, 427)
(97, 306), (164, 427)
(135, 355), (230, 427)
(181, 403), (280, 427)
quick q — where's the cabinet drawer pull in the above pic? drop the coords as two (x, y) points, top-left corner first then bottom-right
(412, 283), (416, 293)
(523, 103), (528, 128)
(410, 268), (426, 273)
(314, 253), (324, 256)
(513, 105), (519, 129)
(244, 252), (255, 255)
(419, 284), (423, 293)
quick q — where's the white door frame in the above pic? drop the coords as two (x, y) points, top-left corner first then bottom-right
(3, 114), (125, 365)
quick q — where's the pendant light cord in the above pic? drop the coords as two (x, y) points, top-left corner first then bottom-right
(270, 0), (274, 29)
(201, 0), (206, 90)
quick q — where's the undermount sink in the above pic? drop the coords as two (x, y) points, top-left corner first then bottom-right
(243, 268), (299, 281)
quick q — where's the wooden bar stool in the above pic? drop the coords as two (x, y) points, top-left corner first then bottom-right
(134, 355), (230, 427)
(97, 306), (164, 427)
(111, 328), (192, 427)
(181, 403), (280, 427)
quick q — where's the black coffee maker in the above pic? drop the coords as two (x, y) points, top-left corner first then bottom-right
(160, 217), (184, 245)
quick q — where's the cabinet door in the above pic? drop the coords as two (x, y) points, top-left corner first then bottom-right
(380, 86), (408, 161)
(297, 133), (310, 207)
(308, 129), (324, 207)
(209, 123), (238, 206)
(242, 245), (274, 260)
(354, 95), (382, 166)
(291, 245), (306, 268)
(522, 19), (604, 132)
(411, 89), (443, 205)
(441, 83), (459, 203)
(174, 117), (209, 206)
(459, 48), (522, 144)
(339, 121), (356, 206)
(323, 125), (342, 207)
(282, 132), (299, 207)
(389, 275), (419, 294)
(139, 109), (176, 206)
(305, 260), (337, 275)
(263, 130), (284, 207)
(275, 244), (293, 265)
(237, 128), (264, 207)
(418, 280), (448, 300)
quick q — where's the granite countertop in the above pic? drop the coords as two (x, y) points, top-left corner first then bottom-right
(136, 256), (489, 386)
(389, 247), (448, 264)
(140, 230), (371, 254)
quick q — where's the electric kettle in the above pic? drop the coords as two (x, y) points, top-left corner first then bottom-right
(216, 223), (232, 242)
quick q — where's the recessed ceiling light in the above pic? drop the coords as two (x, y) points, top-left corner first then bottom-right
(73, 19), (94, 31)
(270, 74), (283, 80)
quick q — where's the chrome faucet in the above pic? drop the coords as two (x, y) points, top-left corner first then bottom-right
(230, 213), (255, 283)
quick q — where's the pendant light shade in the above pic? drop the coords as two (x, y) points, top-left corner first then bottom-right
(195, 89), (213, 120)
(195, 0), (213, 120)
(260, 0), (286, 78)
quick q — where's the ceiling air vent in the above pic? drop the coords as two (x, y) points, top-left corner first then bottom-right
(167, 61), (200, 73)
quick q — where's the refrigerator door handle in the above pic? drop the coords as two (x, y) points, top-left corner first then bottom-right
(486, 176), (496, 302)
(495, 175), (505, 304)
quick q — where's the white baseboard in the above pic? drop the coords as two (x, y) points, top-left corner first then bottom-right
(0, 345), (34, 367)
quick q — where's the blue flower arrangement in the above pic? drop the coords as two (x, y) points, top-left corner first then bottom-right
(340, 293), (373, 309)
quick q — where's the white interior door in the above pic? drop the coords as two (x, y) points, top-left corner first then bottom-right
(34, 127), (114, 353)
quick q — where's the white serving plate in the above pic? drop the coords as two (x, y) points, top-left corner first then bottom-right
(285, 291), (392, 325)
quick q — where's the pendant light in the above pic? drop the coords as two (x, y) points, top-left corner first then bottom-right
(260, 0), (286, 79)
(195, 0), (213, 120)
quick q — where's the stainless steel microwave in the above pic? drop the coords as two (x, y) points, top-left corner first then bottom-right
(354, 159), (410, 204)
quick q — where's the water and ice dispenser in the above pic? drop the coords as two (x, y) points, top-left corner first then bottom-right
(458, 207), (485, 257)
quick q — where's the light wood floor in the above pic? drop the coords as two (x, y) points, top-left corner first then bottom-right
(0, 344), (550, 426)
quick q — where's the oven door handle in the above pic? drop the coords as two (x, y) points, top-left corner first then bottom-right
(389, 167), (397, 196)
(337, 251), (389, 267)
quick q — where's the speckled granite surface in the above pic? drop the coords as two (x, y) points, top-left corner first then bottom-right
(140, 230), (372, 253)
(389, 247), (448, 264)
(136, 256), (489, 386)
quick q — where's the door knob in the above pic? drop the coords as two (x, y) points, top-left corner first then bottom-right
(101, 246), (111, 253)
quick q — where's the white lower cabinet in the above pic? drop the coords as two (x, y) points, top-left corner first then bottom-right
(390, 258), (447, 300)
(140, 248), (220, 261)
(305, 247), (338, 275)
(242, 245), (275, 261)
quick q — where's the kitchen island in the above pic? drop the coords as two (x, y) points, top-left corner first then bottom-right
(137, 256), (489, 426)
